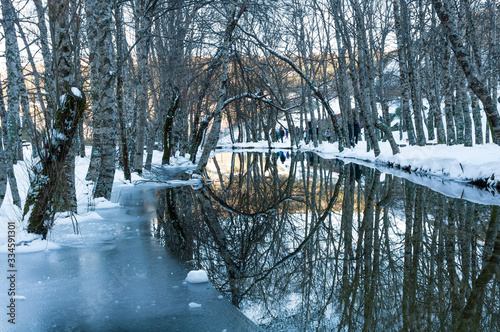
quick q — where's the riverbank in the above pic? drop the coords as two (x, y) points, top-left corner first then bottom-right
(2, 140), (500, 247)
(218, 139), (500, 191)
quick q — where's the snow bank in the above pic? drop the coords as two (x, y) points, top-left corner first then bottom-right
(216, 138), (500, 199)
(0, 238), (61, 253)
(330, 142), (500, 187)
(0, 148), (195, 249)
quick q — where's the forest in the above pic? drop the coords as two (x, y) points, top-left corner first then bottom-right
(0, 0), (499, 237)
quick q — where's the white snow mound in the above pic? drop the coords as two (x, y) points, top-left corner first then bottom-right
(71, 87), (82, 98)
(185, 270), (209, 284)
(0, 239), (61, 253)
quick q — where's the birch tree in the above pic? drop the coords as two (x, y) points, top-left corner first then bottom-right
(393, 0), (417, 146)
(132, 0), (155, 174)
(1, 0), (25, 161)
(195, 1), (248, 172)
(24, 0), (86, 239)
(114, 0), (131, 180)
(0, 78), (21, 208)
(85, 0), (117, 199)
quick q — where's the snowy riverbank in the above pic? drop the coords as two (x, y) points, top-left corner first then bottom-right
(219, 139), (500, 190)
(0, 148), (196, 252)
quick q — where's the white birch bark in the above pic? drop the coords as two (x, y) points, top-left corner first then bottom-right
(442, 45), (457, 145)
(470, 91), (483, 144)
(115, 1), (131, 180)
(0, 144), (7, 208)
(392, 0), (417, 146)
(24, 0), (86, 238)
(33, 0), (54, 100)
(84, 0), (101, 182)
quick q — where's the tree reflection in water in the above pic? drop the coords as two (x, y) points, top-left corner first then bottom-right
(152, 151), (500, 331)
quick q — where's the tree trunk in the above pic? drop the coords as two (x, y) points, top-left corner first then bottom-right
(453, 79), (465, 145)
(0, 144), (7, 208)
(24, 0), (86, 239)
(162, 90), (180, 165)
(0, 79), (21, 208)
(1, 0), (24, 162)
(470, 91), (483, 145)
(89, 0), (117, 200)
(442, 45), (457, 145)
(195, 3), (248, 171)
(132, 0), (154, 174)
(425, 45), (447, 144)
(115, 1), (131, 181)
(401, 0), (425, 146)
(33, 0), (55, 113)
(24, 89), (86, 238)
(459, 79), (473, 147)
(84, 0), (101, 182)
(393, 0), (417, 146)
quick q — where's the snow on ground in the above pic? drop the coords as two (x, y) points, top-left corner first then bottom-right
(309, 140), (500, 187)
(189, 302), (202, 309)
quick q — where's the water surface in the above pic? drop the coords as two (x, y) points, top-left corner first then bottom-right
(152, 151), (500, 331)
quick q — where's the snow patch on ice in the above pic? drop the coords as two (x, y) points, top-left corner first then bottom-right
(189, 302), (202, 308)
(185, 270), (209, 283)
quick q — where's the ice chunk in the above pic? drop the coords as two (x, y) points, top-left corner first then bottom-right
(188, 302), (202, 308)
(185, 270), (209, 284)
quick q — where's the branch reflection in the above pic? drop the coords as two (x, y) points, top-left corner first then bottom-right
(153, 151), (500, 331)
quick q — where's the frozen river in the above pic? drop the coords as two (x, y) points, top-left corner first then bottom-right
(0, 185), (259, 331)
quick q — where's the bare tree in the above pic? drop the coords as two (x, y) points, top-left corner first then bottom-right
(85, 0), (117, 199)
(1, 0), (25, 161)
(24, 0), (86, 239)
(0, 78), (21, 208)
